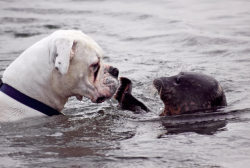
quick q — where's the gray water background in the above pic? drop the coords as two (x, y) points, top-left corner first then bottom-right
(0, 0), (250, 167)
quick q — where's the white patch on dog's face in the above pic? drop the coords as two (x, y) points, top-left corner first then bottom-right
(50, 32), (118, 103)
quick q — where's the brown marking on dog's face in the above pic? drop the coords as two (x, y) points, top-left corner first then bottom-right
(153, 72), (227, 116)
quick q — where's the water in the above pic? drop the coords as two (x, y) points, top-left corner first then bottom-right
(0, 0), (250, 167)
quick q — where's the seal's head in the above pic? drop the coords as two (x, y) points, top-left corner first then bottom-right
(153, 72), (227, 116)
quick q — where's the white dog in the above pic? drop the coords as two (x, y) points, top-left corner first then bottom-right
(0, 30), (119, 122)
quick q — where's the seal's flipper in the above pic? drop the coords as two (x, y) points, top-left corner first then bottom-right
(121, 93), (149, 112)
(114, 77), (132, 102)
(115, 77), (149, 113)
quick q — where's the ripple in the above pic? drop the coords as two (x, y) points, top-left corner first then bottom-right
(159, 120), (227, 135)
(5, 7), (93, 15)
(14, 32), (41, 38)
(135, 14), (153, 20)
(43, 24), (61, 29)
(113, 156), (161, 160)
(123, 33), (170, 42)
(181, 34), (232, 47)
(1, 17), (37, 23)
(201, 49), (229, 55)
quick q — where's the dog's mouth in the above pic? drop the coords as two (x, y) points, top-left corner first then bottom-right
(76, 94), (108, 103)
(76, 95), (83, 101)
(76, 83), (118, 103)
(95, 96), (107, 103)
(91, 76), (119, 103)
(90, 95), (110, 103)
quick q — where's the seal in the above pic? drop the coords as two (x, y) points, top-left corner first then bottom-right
(153, 72), (227, 116)
(115, 72), (227, 116)
(114, 77), (149, 113)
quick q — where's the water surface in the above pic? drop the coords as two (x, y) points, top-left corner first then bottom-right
(0, 0), (250, 167)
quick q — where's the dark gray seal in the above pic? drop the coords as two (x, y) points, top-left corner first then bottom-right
(115, 72), (227, 116)
(153, 72), (227, 116)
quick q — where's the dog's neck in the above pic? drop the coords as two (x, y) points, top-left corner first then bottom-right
(2, 37), (68, 111)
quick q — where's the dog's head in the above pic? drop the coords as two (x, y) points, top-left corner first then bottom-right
(49, 30), (119, 103)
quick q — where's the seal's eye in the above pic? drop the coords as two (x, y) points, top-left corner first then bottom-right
(175, 77), (181, 84)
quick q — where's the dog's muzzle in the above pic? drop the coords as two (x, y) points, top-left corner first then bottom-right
(93, 66), (119, 103)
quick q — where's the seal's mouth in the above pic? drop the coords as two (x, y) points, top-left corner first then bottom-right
(150, 84), (159, 97)
(153, 78), (175, 105)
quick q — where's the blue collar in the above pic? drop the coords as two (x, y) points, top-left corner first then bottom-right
(0, 83), (61, 116)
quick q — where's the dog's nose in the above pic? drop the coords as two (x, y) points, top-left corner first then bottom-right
(108, 66), (119, 78)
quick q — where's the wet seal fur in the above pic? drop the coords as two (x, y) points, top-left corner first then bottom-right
(115, 72), (227, 116)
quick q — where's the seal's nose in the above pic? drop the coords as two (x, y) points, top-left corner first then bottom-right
(153, 78), (163, 92)
(108, 66), (119, 78)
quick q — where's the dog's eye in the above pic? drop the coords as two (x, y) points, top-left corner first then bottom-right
(91, 63), (100, 81)
(91, 63), (99, 72)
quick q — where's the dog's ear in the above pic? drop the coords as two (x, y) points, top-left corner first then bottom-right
(53, 38), (77, 75)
